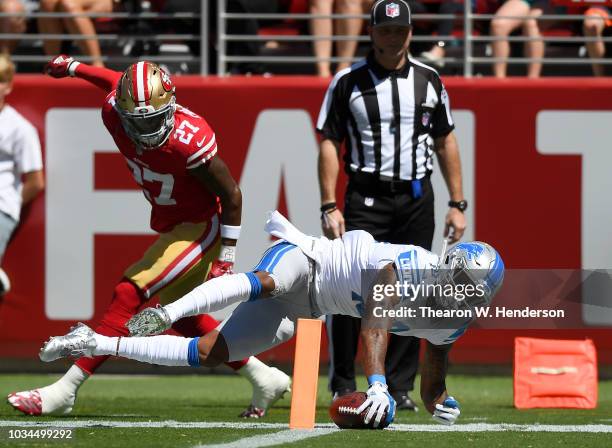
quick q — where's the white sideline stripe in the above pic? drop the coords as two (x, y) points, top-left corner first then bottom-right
(390, 423), (612, 433)
(0, 421), (287, 429)
(195, 429), (338, 448)
(1, 421), (612, 433)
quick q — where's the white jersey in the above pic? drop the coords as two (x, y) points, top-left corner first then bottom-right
(314, 230), (437, 315)
(0, 105), (43, 221)
(264, 211), (469, 346)
(314, 231), (466, 345)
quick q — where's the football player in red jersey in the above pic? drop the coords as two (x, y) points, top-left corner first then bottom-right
(7, 55), (290, 419)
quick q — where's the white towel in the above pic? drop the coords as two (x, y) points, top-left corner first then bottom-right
(264, 210), (320, 261)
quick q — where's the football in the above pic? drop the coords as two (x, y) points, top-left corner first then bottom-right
(328, 392), (389, 429)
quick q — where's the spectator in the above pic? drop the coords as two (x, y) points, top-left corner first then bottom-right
(37, 0), (116, 67)
(583, 6), (611, 77)
(0, 53), (45, 296)
(0, 0), (27, 54)
(310, 0), (365, 77)
(490, 0), (546, 77)
(420, 0), (464, 68)
(225, 0), (283, 74)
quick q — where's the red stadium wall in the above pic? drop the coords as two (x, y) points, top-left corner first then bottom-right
(1, 76), (612, 366)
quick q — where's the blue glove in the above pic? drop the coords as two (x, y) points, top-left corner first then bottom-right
(432, 396), (461, 425)
(356, 375), (396, 428)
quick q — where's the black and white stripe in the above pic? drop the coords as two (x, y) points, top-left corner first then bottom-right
(316, 53), (454, 181)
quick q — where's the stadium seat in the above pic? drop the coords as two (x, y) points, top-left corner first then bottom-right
(514, 337), (598, 409)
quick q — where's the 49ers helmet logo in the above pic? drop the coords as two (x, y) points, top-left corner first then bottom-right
(160, 68), (173, 92)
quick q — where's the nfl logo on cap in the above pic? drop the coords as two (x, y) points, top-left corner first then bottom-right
(371, 0), (411, 27)
(386, 3), (400, 18)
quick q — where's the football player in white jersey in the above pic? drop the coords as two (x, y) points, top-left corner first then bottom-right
(39, 211), (504, 427)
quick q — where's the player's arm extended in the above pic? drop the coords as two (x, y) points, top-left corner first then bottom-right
(420, 341), (452, 413)
(73, 63), (122, 91)
(360, 262), (400, 378)
(45, 55), (121, 91)
(357, 262), (400, 426)
(189, 156), (242, 241)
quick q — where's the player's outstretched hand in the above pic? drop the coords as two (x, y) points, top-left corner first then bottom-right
(206, 259), (234, 280)
(356, 381), (396, 428)
(432, 396), (461, 425)
(45, 55), (79, 78)
(126, 305), (172, 336)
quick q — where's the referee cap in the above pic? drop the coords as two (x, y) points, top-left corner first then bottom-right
(370, 0), (412, 28)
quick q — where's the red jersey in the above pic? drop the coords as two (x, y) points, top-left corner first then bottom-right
(73, 63), (220, 233)
(102, 95), (220, 232)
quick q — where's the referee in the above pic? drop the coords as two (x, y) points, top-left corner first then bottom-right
(316, 0), (467, 410)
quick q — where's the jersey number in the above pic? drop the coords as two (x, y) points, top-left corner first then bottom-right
(126, 159), (176, 205)
(173, 120), (200, 145)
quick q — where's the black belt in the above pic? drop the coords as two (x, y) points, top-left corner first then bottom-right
(348, 171), (430, 196)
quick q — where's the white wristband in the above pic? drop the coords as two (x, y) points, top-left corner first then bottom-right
(68, 60), (80, 77)
(220, 224), (241, 240)
(218, 244), (236, 263)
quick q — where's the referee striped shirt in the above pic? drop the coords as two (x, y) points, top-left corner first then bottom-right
(316, 51), (455, 182)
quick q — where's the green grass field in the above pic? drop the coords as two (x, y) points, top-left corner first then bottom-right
(1, 373), (611, 447)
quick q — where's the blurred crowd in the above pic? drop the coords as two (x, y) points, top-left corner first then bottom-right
(0, 0), (610, 76)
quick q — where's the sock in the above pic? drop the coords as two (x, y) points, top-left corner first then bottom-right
(237, 357), (289, 410)
(172, 314), (248, 371)
(239, 357), (267, 384)
(39, 365), (89, 414)
(56, 364), (89, 391)
(76, 280), (147, 374)
(93, 333), (195, 367)
(164, 273), (259, 323)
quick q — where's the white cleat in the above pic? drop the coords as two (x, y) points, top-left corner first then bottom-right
(39, 323), (97, 362)
(240, 363), (291, 418)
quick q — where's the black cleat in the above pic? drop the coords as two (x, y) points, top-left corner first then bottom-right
(392, 392), (419, 412)
(332, 388), (355, 401)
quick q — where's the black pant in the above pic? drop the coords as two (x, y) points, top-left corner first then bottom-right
(327, 177), (435, 395)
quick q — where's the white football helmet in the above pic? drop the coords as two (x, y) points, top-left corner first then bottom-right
(437, 241), (505, 307)
(115, 61), (176, 149)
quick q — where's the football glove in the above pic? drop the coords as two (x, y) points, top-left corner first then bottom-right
(206, 244), (235, 280)
(206, 259), (234, 280)
(126, 305), (172, 337)
(356, 381), (396, 428)
(432, 396), (461, 425)
(45, 55), (79, 78)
